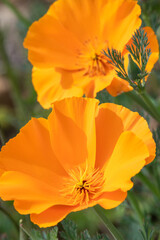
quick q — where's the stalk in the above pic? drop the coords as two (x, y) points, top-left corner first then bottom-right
(139, 90), (160, 122)
(125, 90), (160, 122)
(0, 205), (19, 232)
(93, 205), (124, 240)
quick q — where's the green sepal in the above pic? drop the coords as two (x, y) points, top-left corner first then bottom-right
(128, 54), (141, 81)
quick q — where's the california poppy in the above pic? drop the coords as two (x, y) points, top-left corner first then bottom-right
(24, 0), (159, 109)
(0, 98), (155, 227)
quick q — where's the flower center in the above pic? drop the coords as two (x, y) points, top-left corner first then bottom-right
(61, 167), (104, 206)
(76, 39), (111, 78)
(84, 53), (109, 77)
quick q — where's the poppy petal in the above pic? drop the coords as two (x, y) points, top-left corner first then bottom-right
(14, 200), (55, 215)
(144, 27), (159, 72)
(32, 67), (83, 109)
(0, 171), (67, 214)
(49, 98), (98, 170)
(103, 131), (149, 192)
(31, 205), (77, 228)
(24, 15), (82, 69)
(95, 105), (124, 169)
(48, 0), (101, 42)
(0, 118), (67, 184)
(106, 77), (133, 97)
(103, 103), (156, 164)
(98, 190), (127, 209)
(102, 0), (141, 50)
(83, 73), (114, 98)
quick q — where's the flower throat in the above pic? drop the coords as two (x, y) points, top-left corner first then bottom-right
(62, 167), (104, 205)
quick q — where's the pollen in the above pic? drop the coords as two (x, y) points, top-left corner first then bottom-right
(61, 167), (105, 206)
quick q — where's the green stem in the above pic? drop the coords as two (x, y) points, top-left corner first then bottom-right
(126, 91), (151, 113)
(19, 219), (37, 240)
(19, 228), (28, 240)
(0, 205), (19, 232)
(125, 91), (160, 122)
(139, 90), (160, 122)
(19, 220), (32, 240)
(1, 0), (31, 27)
(137, 172), (160, 200)
(93, 205), (124, 240)
(127, 191), (144, 226)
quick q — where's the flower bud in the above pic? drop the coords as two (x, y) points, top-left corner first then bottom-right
(128, 54), (141, 81)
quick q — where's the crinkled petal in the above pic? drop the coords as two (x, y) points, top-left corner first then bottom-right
(106, 77), (133, 97)
(103, 131), (149, 192)
(0, 171), (67, 214)
(31, 205), (77, 228)
(98, 190), (127, 209)
(103, 103), (156, 164)
(14, 200), (54, 215)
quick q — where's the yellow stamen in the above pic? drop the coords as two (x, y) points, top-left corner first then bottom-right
(61, 167), (104, 206)
(76, 38), (111, 77)
(84, 53), (109, 77)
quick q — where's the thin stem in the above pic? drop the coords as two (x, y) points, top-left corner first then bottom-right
(19, 220), (32, 239)
(139, 90), (160, 122)
(127, 191), (144, 226)
(19, 229), (28, 240)
(1, 0), (31, 27)
(137, 172), (160, 200)
(19, 219), (36, 240)
(125, 91), (151, 113)
(93, 205), (124, 240)
(0, 204), (19, 232)
(125, 91), (160, 122)
(19, 221), (29, 240)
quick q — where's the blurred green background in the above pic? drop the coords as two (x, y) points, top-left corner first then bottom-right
(0, 0), (160, 239)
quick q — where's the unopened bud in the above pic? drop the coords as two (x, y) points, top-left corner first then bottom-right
(128, 54), (141, 81)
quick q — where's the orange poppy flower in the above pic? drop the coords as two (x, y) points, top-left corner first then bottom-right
(0, 98), (155, 227)
(24, 0), (159, 109)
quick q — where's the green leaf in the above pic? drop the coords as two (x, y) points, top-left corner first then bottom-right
(60, 219), (109, 240)
(48, 228), (58, 240)
(60, 219), (79, 240)
(31, 227), (58, 240)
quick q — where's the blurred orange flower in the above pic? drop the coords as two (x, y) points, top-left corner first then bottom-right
(0, 98), (155, 227)
(24, 0), (158, 109)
